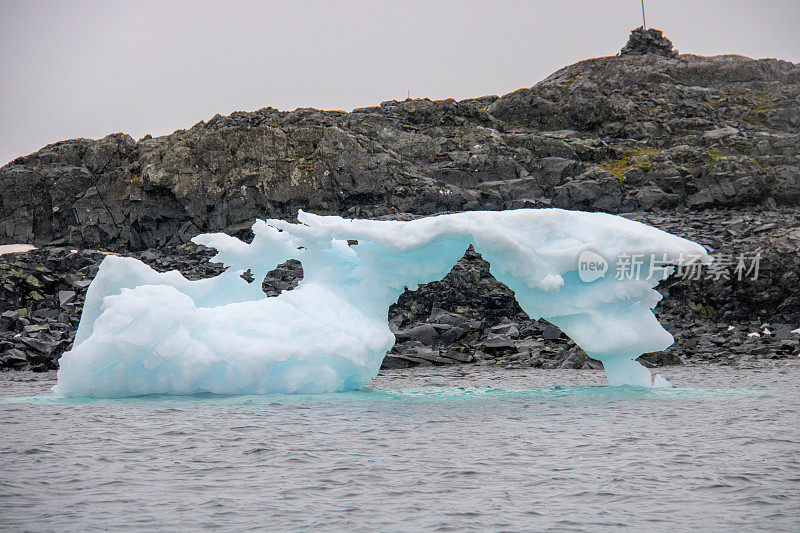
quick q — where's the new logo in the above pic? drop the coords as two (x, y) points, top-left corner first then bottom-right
(578, 250), (607, 282)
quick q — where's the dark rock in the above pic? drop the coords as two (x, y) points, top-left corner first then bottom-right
(584, 358), (604, 370)
(481, 334), (518, 352)
(429, 309), (473, 327)
(636, 186), (677, 210)
(1, 348), (28, 369)
(262, 260), (303, 297)
(541, 323), (563, 341)
(394, 324), (439, 345)
(439, 326), (468, 343)
(381, 354), (418, 369)
(559, 347), (590, 369)
(441, 349), (474, 363)
(489, 321), (519, 338)
(20, 337), (59, 355)
(619, 27), (677, 58)
(638, 351), (685, 366)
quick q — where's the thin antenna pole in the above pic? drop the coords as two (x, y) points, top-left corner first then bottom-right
(641, 0), (647, 29)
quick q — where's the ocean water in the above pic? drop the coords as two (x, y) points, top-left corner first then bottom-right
(1, 363), (799, 531)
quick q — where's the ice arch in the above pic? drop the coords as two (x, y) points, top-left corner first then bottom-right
(55, 209), (709, 397)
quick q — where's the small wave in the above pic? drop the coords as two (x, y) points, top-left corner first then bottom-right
(1, 384), (768, 407)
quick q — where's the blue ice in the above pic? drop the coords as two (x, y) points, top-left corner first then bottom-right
(55, 209), (709, 397)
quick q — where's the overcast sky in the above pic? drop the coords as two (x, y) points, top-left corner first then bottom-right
(1, 0), (798, 166)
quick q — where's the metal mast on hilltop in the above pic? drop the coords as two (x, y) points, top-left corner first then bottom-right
(641, 0), (647, 29)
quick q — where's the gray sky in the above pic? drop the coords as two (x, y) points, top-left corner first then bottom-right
(1, 0), (798, 166)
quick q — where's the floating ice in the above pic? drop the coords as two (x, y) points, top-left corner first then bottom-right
(55, 209), (709, 397)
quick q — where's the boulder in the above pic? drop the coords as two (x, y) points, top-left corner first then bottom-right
(394, 324), (439, 345)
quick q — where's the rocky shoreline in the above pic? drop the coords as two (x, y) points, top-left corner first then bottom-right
(1, 207), (797, 372)
(1, 29), (799, 372)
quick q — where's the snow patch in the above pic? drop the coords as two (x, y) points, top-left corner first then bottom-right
(0, 244), (36, 256)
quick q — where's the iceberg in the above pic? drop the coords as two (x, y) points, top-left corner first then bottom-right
(54, 209), (709, 397)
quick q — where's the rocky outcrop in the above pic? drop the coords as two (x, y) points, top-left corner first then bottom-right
(1, 29), (799, 371)
(2, 29), (799, 250)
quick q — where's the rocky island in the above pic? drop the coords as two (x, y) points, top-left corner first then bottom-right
(2, 28), (799, 372)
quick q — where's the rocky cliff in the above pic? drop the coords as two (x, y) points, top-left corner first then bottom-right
(3, 29), (799, 249)
(2, 29), (799, 371)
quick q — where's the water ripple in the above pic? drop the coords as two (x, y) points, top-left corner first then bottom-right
(1, 364), (799, 531)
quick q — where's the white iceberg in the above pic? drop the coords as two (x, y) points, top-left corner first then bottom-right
(55, 209), (709, 397)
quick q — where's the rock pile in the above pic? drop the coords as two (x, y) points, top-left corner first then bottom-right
(0, 248), (100, 371)
(620, 27), (678, 57)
